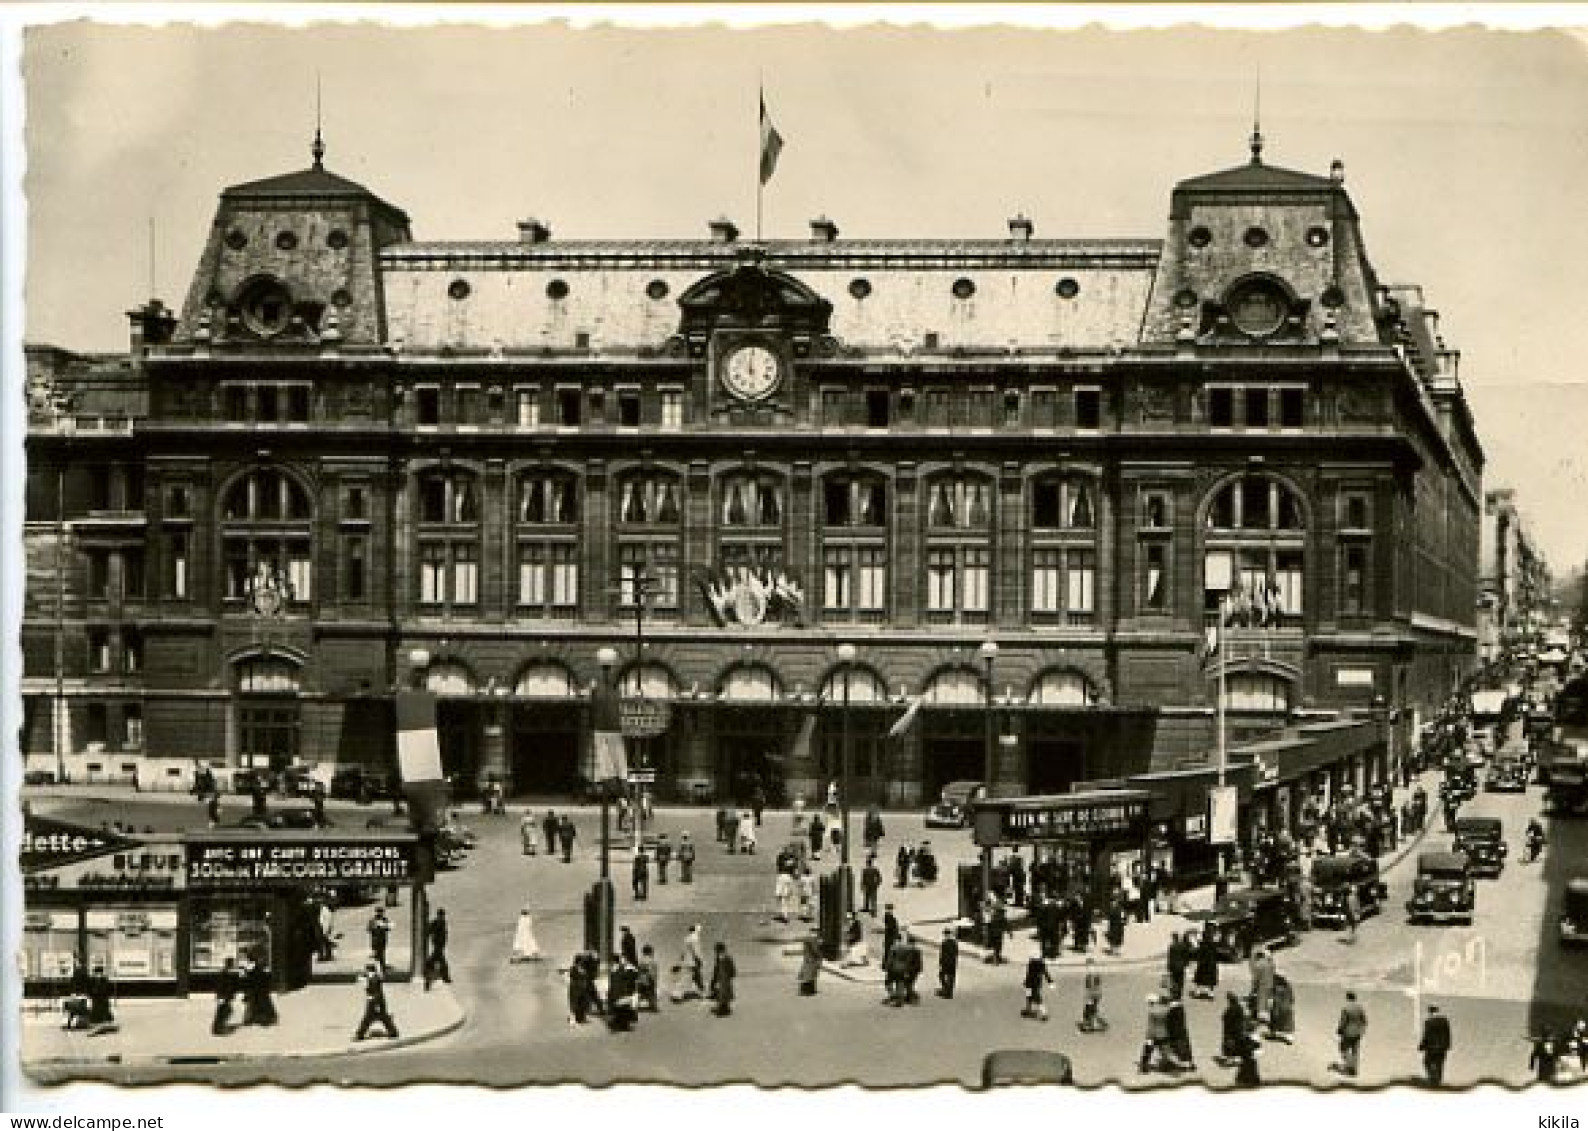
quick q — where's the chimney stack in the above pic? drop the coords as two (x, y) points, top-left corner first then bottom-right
(709, 217), (740, 244)
(1008, 214), (1034, 242)
(517, 219), (552, 244)
(809, 216), (839, 243)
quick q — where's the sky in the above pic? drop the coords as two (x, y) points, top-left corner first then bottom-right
(15, 11), (1588, 574)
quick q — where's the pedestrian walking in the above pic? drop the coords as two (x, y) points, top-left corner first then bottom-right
(1139, 994), (1175, 1073)
(520, 812), (539, 855)
(211, 957), (239, 1036)
(620, 925), (640, 968)
(774, 869), (796, 922)
(241, 950), (277, 1027)
(797, 930), (823, 996)
(558, 815), (577, 863)
(654, 833), (672, 883)
(1166, 993), (1197, 1069)
(568, 952), (592, 1024)
(511, 908), (543, 963)
(737, 811), (758, 854)
(938, 928), (958, 999)
(895, 842), (914, 888)
(843, 913), (870, 967)
(1233, 1031), (1263, 1088)
(883, 904), (901, 965)
(365, 906), (392, 971)
(1021, 951), (1052, 1021)
(808, 811), (825, 858)
(1079, 958), (1108, 1032)
(798, 868), (817, 922)
(864, 806), (885, 850)
(1008, 853), (1027, 907)
(1166, 931), (1190, 1000)
(1343, 883), (1360, 940)
(710, 942), (737, 1017)
(424, 908), (452, 990)
(677, 924), (706, 1000)
(542, 809), (559, 855)
(1248, 946), (1275, 1025)
(677, 832), (696, 883)
(607, 953), (640, 1032)
(632, 847), (651, 901)
(1268, 973), (1296, 1044)
(898, 933), (923, 1004)
(353, 959), (399, 1040)
(751, 782), (766, 827)
(206, 790), (221, 828)
(985, 899), (1008, 964)
(1191, 929), (1220, 999)
(316, 898), (337, 962)
(1419, 1004), (1453, 1086)
(1334, 990), (1368, 1076)
(1531, 1032), (1561, 1084)
(1105, 901), (1127, 955)
(861, 856), (883, 915)
(638, 945), (660, 1012)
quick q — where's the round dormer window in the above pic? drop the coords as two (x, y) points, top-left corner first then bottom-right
(1226, 278), (1288, 338)
(237, 278), (294, 338)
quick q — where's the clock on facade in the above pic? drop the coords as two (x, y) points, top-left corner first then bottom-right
(721, 343), (783, 402)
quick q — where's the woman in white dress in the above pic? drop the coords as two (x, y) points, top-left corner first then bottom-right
(511, 908), (542, 962)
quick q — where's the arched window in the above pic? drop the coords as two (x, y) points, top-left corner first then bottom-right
(616, 471), (681, 614)
(718, 665), (782, 702)
(415, 470), (481, 610)
(821, 472), (889, 623)
(1030, 475), (1098, 626)
(819, 666), (889, 704)
(924, 473), (993, 625)
(1027, 669), (1098, 707)
(514, 663), (577, 698)
(221, 469), (314, 607)
(718, 470), (787, 582)
(423, 661), (476, 697)
(516, 470), (580, 618)
(1203, 475), (1306, 626)
(922, 668), (986, 706)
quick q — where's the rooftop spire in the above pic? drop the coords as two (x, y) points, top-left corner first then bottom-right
(1249, 64), (1264, 164)
(311, 73), (325, 170)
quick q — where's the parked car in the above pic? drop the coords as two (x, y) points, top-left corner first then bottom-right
(1453, 816), (1507, 877)
(981, 1049), (1074, 1087)
(1559, 878), (1588, 946)
(1485, 757), (1528, 794)
(1406, 851), (1475, 925)
(330, 765), (396, 803)
(925, 780), (985, 829)
(237, 806), (326, 830)
(1206, 887), (1298, 960)
(22, 769), (57, 786)
(1308, 851), (1386, 928)
(281, 764), (325, 797)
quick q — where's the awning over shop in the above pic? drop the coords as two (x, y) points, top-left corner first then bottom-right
(1235, 718), (1381, 788)
(971, 789), (1153, 848)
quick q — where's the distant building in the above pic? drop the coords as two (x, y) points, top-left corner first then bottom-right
(1478, 487), (1551, 661)
(22, 128), (1483, 834)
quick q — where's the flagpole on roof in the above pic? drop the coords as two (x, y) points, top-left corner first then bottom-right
(756, 78), (764, 241)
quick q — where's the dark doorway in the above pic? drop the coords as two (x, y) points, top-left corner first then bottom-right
(923, 738), (985, 802)
(239, 697), (300, 771)
(510, 705), (581, 797)
(717, 709), (787, 807)
(1027, 739), (1084, 795)
(436, 700), (480, 792)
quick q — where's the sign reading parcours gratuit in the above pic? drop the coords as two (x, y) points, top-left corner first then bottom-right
(186, 840), (419, 887)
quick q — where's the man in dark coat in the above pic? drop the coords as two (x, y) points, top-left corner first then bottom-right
(632, 848), (651, 901)
(797, 930), (823, 996)
(677, 833), (697, 883)
(654, 834), (672, 883)
(882, 905), (901, 965)
(1335, 991), (1368, 1076)
(424, 908), (451, 990)
(1166, 932), (1191, 999)
(607, 955), (640, 1031)
(1220, 991), (1250, 1063)
(354, 960), (399, 1040)
(1008, 853), (1027, 907)
(895, 843), (914, 888)
(986, 900), (1008, 964)
(212, 957), (239, 1035)
(1021, 951), (1052, 1020)
(542, 809), (559, 854)
(1419, 1004), (1453, 1086)
(938, 928), (959, 999)
(899, 935), (923, 1004)
(620, 925), (640, 968)
(861, 856), (883, 915)
(558, 815), (577, 863)
(367, 907), (392, 971)
(709, 942), (737, 1017)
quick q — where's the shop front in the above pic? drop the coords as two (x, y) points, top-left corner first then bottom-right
(20, 812), (424, 998)
(968, 789), (1154, 911)
(1078, 764), (1258, 889)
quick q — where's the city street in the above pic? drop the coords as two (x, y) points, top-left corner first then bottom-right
(26, 736), (1588, 1088)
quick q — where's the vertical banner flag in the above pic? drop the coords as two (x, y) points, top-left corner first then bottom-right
(395, 688), (446, 834)
(590, 675), (629, 783)
(759, 90), (784, 185)
(789, 710), (818, 765)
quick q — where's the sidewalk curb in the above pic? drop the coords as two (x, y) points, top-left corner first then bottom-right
(22, 996), (467, 1071)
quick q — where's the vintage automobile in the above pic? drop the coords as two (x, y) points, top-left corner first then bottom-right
(1546, 751), (1588, 815)
(1406, 851), (1475, 925)
(232, 766), (277, 795)
(1442, 760), (1478, 804)
(1205, 887), (1298, 960)
(1559, 878), (1588, 946)
(330, 765), (397, 803)
(1308, 851), (1387, 928)
(981, 1049), (1074, 1087)
(925, 780), (985, 829)
(1485, 757), (1529, 794)
(236, 806), (325, 830)
(1453, 816), (1508, 876)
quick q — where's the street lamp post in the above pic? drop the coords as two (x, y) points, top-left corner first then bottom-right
(978, 639), (999, 937)
(833, 643), (857, 960)
(594, 646), (620, 969)
(52, 399), (75, 785)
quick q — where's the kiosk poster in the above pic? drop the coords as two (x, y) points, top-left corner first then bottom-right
(185, 840), (419, 888)
(1209, 784), (1240, 845)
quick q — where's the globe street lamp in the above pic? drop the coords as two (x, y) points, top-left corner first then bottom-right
(592, 646), (620, 969)
(595, 646), (620, 885)
(978, 639), (999, 937)
(833, 642), (857, 961)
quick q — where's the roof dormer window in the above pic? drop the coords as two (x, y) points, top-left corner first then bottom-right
(237, 277), (293, 338)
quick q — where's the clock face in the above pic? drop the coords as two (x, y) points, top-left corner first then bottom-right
(722, 344), (782, 402)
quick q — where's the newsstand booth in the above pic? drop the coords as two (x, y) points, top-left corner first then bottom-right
(963, 789), (1153, 914)
(20, 813), (423, 998)
(1076, 763), (1258, 890)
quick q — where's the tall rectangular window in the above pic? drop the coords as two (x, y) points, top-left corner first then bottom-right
(1032, 550), (1062, 613)
(660, 390), (683, 430)
(122, 549), (145, 600)
(517, 389), (541, 428)
(823, 547), (853, 611)
(821, 388), (848, 427)
(457, 387), (483, 426)
(122, 629), (143, 674)
(1031, 389), (1058, 429)
(1074, 388), (1102, 430)
(857, 548), (887, 612)
(962, 547), (990, 612)
(1065, 549), (1096, 614)
(223, 386), (249, 422)
(88, 629), (111, 673)
(346, 487), (367, 521)
(866, 390), (890, 428)
(969, 390), (994, 430)
(550, 544), (579, 608)
(287, 541), (312, 603)
(617, 390), (642, 428)
(1279, 387), (1305, 428)
(87, 550), (110, 599)
(452, 544), (478, 605)
(927, 549), (957, 612)
(168, 533), (189, 599)
(557, 388), (582, 427)
(1003, 391), (1022, 428)
(1245, 387), (1270, 428)
(416, 388), (441, 426)
(420, 544), (447, 605)
(1342, 544), (1367, 615)
(257, 386), (279, 422)
(124, 704), (143, 749)
(519, 545), (547, 607)
(1209, 387), (1234, 427)
(345, 538), (366, 601)
(286, 386), (311, 422)
(925, 389), (951, 429)
(1142, 543), (1168, 611)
